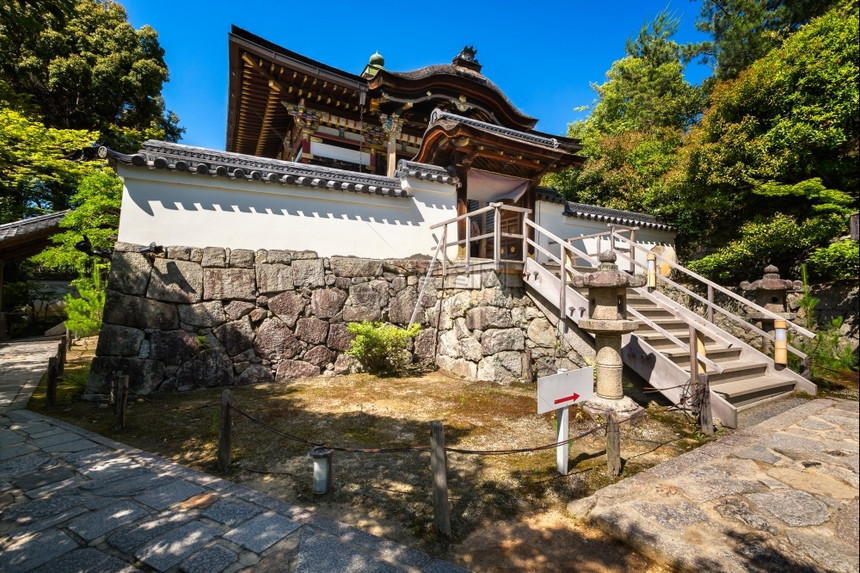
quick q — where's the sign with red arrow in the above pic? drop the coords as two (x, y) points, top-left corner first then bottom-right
(537, 367), (594, 414)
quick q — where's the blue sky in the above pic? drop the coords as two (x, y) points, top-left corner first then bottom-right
(122, 0), (712, 151)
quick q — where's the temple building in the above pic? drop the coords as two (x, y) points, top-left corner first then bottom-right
(225, 27), (589, 257)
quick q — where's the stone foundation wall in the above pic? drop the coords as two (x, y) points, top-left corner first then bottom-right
(88, 244), (582, 396)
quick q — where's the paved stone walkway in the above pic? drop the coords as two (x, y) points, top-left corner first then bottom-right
(569, 398), (859, 572)
(0, 340), (467, 572)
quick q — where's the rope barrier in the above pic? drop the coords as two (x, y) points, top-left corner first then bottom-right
(225, 401), (637, 457)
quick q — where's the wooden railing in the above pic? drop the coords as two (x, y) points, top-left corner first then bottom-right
(602, 229), (814, 374)
(524, 219), (724, 373)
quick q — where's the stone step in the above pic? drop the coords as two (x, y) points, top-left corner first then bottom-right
(710, 377), (798, 408)
(684, 361), (769, 383)
(662, 345), (743, 364)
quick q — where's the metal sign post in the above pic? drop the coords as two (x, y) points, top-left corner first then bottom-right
(537, 367), (594, 475)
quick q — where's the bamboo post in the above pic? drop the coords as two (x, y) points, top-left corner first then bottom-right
(698, 373), (713, 435)
(606, 412), (621, 477)
(46, 357), (58, 406)
(430, 421), (451, 539)
(218, 389), (232, 471)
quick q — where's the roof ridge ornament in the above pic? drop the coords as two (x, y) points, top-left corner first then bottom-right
(453, 45), (482, 73)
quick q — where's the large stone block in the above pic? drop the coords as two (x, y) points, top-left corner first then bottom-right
(256, 264), (293, 295)
(201, 247), (226, 267)
(254, 318), (301, 361)
(147, 259), (203, 303)
(203, 268), (256, 301)
(149, 330), (200, 365)
(103, 290), (179, 330)
(214, 316), (254, 357)
(436, 355), (477, 379)
(304, 345), (335, 367)
(268, 291), (305, 327)
(295, 317), (329, 345)
(481, 328), (525, 355)
(327, 322), (354, 351)
(179, 301), (227, 328)
(477, 352), (523, 383)
(96, 325), (145, 357)
(275, 360), (320, 381)
(229, 249), (255, 268)
(414, 328), (437, 362)
(330, 256), (383, 278)
(108, 252), (151, 296)
(175, 349), (233, 388)
(88, 356), (166, 395)
(347, 280), (389, 308)
(389, 287), (420, 325)
(466, 307), (513, 330)
(291, 259), (325, 288)
(527, 317), (557, 347)
(343, 305), (382, 322)
(236, 364), (274, 386)
(224, 300), (255, 320)
(310, 288), (347, 319)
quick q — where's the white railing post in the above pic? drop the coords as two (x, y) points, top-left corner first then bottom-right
(493, 203), (501, 270)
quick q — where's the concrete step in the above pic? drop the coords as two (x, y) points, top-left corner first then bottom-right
(634, 330), (719, 349)
(710, 377), (798, 408)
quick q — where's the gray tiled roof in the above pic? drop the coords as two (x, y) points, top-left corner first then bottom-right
(0, 211), (68, 242)
(100, 141), (421, 199)
(536, 187), (673, 232)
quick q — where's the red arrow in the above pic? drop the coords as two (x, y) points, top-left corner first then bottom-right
(554, 393), (580, 405)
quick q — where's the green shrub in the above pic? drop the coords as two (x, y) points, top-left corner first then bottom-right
(806, 240), (859, 281)
(346, 321), (421, 375)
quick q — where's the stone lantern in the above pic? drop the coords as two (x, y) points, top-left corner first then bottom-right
(740, 265), (801, 356)
(572, 251), (646, 420)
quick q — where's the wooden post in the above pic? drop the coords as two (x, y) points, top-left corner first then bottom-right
(606, 412), (621, 477)
(430, 421), (451, 539)
(218, 389), (233, 471)
(113, 375), (129, 430)
(46, 357), (58, 406)
(688, 325), (706, 375)
(698, 374), (713, 435)
(525, 349), (534, 383)
(707, 286), (715, 323)
(57, 339), (66, 375)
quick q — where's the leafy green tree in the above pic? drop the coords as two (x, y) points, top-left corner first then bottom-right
(0, 86), (95, 221)
(669, 1), (858, 268)
(0, 0), (182, 152)
(545, 10), (702, 214)
(694, 0), (841, 82)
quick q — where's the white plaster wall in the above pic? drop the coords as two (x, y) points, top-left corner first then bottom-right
(116, 166), (458, 259)
(534, 200), (675, 269)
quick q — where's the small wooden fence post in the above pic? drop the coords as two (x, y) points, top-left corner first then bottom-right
(698, 373), (713, 435)
(430, 420), (451, 539)
(57, 338), (66, 375)
(218, 389), (233, 471)
(46, 357), (59, 406)
(113, 375), (129, 430)
(606, 412), (621, 477)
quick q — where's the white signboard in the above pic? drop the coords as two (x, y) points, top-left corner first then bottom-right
(537, 367), (594, 414)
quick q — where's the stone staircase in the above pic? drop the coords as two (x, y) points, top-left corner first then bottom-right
(522, 258), (816, 428)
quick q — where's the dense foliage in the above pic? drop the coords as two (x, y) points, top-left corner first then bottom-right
(550, 1), (859, 284)
(0, 0), (182, 151)
(1, 0), (181, 335)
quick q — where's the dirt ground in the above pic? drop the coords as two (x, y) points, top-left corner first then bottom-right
(32, 337), (857, 572)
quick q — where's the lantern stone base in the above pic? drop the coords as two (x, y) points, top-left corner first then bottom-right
(582, 395), (644, 422)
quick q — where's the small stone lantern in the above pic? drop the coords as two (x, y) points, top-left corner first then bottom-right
(572, 251), (646, 420)
(740, 265), (801, 358)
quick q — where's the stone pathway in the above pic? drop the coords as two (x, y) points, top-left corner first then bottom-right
(0, 339), (62, 412)
(0, 408), (467, 573)
(568, 398), (859, 572)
